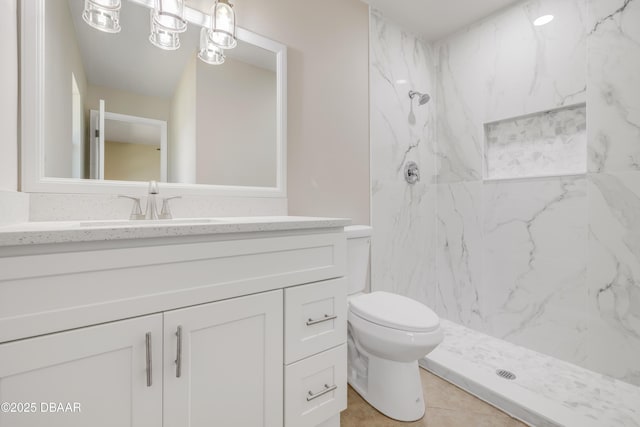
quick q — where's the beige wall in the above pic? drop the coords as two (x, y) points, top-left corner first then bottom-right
(104, 141), (160, 182)
(44, 0), (88, 179)
(0, 0), (17, 191)
(196, 57), (277, 187)
(169, 55), (197, 184)
(236, 0), (370, 224)
(4, 0), (370, 224)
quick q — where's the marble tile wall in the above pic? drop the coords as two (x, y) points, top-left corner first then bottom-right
(482, 177), (589, 362)
(587, 0), (640, 173)
(430, 0), (640, 386)
(435, 0), (587, 184)
(370, 0), (640, 387)
(369, 9), (438, 306)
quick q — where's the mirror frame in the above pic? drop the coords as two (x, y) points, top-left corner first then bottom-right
(21, 0), (287, 198)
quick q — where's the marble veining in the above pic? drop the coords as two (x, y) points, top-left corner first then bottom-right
(485, 105), (587, 180)
(370, 9), (438, 305)
(424, 319), (640, 427)
(436, 0), (587, 183)
(482, 177), (589, 363)
(583, 172), (640, 384)
(587, 0), (640, 172)
(370, 0), (640, 396)
(436, 181), (485, 330)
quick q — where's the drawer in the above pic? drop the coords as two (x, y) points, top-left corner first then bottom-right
(0, 231), (346, 343)
(285, 344), (347, 427)
(285, 278), (347, 363)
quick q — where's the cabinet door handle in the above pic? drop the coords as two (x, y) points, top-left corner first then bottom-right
(175, 326), (183, 378)
(145, 332), (152, 387)
(307, 384), (337, 401)
(306, 314), (337, 326)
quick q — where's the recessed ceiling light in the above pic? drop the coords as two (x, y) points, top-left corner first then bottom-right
(534, 15), (554, 26)
(396, 79), (408, 85)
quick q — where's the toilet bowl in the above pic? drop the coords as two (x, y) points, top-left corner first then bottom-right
(345, 226), (443, 422)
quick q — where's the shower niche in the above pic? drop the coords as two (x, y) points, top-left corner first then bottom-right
(483, 104), (587, 180)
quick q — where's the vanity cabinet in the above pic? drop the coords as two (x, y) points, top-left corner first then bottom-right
(0, 226), (348, 427)
(0, 314), (164, 427)
(163, 290), (283, 427)
(0, 290), (283, 427)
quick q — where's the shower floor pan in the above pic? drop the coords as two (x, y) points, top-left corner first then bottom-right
(420, 319), (640, 427)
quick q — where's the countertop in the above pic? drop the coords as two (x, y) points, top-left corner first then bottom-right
(0, 216), (351, 247)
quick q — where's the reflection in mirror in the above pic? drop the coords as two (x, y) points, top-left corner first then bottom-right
(44, 0), (278, 188)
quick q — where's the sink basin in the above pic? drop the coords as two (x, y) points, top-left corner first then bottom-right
(79, 218), (225, 227)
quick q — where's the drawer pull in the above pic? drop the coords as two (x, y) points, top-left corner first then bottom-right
(306, 314), (337, 326)
(307, 384), (337, 401)
(145, 332), (152, 387)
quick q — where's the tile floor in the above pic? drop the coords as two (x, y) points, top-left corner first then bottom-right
(341, 368), (527, 427)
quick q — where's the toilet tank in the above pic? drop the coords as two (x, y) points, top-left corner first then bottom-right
(345, 225), (372, 295)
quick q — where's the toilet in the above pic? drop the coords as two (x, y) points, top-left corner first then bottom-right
(345, 225), (443, 422)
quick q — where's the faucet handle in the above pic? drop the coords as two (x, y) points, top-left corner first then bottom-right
(159, 196), (182, 220)
(118, 196), (145, 220)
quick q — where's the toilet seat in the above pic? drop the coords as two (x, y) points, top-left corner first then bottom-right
(349, 291), (440, 333)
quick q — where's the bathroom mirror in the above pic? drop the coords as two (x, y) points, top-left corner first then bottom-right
(21, 0), (287, 196)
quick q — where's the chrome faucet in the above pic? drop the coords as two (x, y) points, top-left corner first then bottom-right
(119, 181), (181, 220)
(145, 181), (160, 220)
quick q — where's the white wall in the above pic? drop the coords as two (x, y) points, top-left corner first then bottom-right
(0, 0), (18, 191)
(169, 55), (197, 184)
(196, 57), (276, 187)
(44, 0), (88, 179)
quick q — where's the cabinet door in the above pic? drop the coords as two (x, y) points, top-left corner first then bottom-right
(163, 291), (283, 427)
(0, 315), (163, 427)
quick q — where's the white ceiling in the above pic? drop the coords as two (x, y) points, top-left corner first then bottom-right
(361, 0), (522, 41)
(67, 0), (275, 99)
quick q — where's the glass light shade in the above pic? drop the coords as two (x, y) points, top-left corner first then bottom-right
(153, 0), (187, 33)
(82, 0), (121, 33)
(209, 0), (237, 49)
(198, 28), (225, 65)
(149, 10), (180, 50)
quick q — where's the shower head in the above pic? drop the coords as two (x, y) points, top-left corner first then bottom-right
(409, 90), (431, 105)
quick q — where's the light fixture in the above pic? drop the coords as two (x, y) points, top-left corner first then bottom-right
(149, 10), (180, 50)
(153, 0), (187, 33)
(81, 0), (238, 63)
(396, 79), (408, 85)
(198, 28), (226, 65)
(209, 0), (237, 49)
(82, 0), (121, 33)
(533, 15), (554, 26)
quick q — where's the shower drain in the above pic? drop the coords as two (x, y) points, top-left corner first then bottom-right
(496, 369), (517, 380)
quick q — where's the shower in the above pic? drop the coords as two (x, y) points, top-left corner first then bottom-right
(408, 90), (431, 105)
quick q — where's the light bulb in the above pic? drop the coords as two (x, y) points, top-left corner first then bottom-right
(533, 15), (554, 26)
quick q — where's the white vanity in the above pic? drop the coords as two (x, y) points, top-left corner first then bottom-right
(0, 217), (349, 427)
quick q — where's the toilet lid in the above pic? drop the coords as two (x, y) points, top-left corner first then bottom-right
(349, 292), (440, 332)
